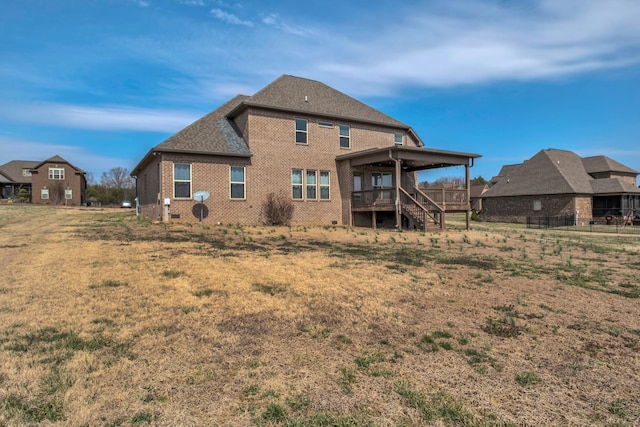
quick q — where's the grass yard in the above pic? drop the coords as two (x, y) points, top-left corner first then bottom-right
(0, 205), (639, 426)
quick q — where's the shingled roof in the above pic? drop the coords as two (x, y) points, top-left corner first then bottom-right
(582, 155), (639, 175)
(0, 160), (40, 183)
(483, 149), (640, 198)
(133, 75), (424, 176)
(153, 95), (251, 156)
(228, 75), (410, 129)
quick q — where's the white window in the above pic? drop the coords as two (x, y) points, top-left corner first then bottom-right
(65, 189), (72, 200)
(394, 132), (404, 145)
(306, 170), (317, 200)
(292, 169), (330, 201)
(230, 166), (245, 199)
(49, 167), (64, 180)
(41, 188), (49, 200)
(533, 200), (542, 211)
(174, 163), (191, 198)
(292, 169), (303, 199)
(22, 169), (32, 177)
(339, 125), (350, 148)
(318, 121), (334, 128)
(320, 171), (330, 200)
(295, 119), (308, 144)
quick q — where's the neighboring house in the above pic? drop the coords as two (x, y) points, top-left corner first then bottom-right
(132, 75), (481, 230)
(481, 148), (640, 224)
(29, 155), (87, 206)
(470, 184), (489, 212)
(0, 160), (39, 200)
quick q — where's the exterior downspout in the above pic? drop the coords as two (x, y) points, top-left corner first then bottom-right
(389, 149), (401, 229)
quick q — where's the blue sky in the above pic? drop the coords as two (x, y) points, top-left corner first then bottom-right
(1, 0), (639, 184)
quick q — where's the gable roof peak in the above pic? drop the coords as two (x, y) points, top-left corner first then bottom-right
(229, 74), (410, 129)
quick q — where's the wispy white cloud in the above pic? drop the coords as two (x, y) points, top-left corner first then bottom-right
(261, 13), (314, 37)
(0, 102), (199, 132)
(128, 0), (150, 7)
(210, 8), (253, 27)
(312, 0), (640, 95)
(177, 0), (205, 6)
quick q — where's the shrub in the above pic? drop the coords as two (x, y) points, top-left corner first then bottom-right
(261, 192), (294, 226)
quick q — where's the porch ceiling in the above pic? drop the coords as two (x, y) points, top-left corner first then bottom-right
(336, 146), (481, 172)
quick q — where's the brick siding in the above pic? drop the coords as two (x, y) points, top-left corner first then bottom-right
(30, 163), (85, 206)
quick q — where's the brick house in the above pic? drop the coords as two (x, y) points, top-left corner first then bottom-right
(0, 160), (39, 200)
(481, 148), (640, 224)
(29, 155), (87, 206)
(131, 75), (480, 229)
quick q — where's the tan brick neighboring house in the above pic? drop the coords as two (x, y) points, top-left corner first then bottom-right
(29, 155), (87, 206)
(481, 148), (640, 224)
(132, 75), (481, 229)
(0, 160), (39, 200)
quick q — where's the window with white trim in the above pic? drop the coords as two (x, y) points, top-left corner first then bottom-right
(319, 171), (330, 200)
(339, 125), (350, 148)
(174, 163), (191, 198)
(49, 167), (64, 180)
(306, 170), (317, 200)
(230, 166), (245, 199)
(41, 188), (49, 200)
(22, 169), (32, 177)
(318, 121), (334, 128)
(292, 169), (330, 200)
(394, 132), (403, 145)
(292, 169), (303, 199)
(295, 119), (308, 144)
(533, 200), (542, 211)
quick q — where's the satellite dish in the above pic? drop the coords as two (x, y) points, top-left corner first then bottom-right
(193, 191), (210, 203)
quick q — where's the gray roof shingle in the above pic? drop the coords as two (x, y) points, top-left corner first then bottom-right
(154, 95), (251, 155)
(0, 160), (39, 183)
(229, 75), (410, 129)
(582, 155), (639, 175)
(483, 148), (640, 198)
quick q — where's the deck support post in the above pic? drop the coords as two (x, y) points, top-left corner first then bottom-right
(465, 162), (471, 231)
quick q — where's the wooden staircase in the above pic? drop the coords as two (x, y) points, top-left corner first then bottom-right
(399, 187), (444, 231)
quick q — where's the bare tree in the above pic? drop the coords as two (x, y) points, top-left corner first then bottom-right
(49, 181), (65, 205)
(101, 167), (133, 190)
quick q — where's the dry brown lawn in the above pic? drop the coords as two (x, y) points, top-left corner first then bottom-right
(0, 205), (639, 426)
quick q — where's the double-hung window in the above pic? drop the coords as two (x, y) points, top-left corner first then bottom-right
(230, 166), (245, 199)
(41, 188), (49, 200)
(174, 163), (191, 198)
(394, 132), (404, 145)
(49, 167), (64, 180)
(292, 169), (303, 199)
(319, 171), (330, 200)
(295, 119), (308, 144)
(306, 170), (317, 200)
(292, 169), (330, 200)
(339, 125), (350, 148)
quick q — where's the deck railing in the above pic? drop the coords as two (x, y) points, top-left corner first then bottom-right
(418, 188), (469, 211)
(351, 189), (395, 209)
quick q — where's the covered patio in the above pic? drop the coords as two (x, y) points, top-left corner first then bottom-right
(337, 146), (481, 231)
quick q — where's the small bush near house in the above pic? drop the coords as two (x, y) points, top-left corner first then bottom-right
(261, 192), (294, 226)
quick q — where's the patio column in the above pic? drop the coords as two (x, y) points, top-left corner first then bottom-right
(395, 156), (402, 230)
(465, 162), (471, 230)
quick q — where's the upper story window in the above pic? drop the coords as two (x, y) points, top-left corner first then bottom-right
(295, 119), (308, 144)
(230, 166), (245, 199)
(339, 125), (350, 149)
(394, 132), (404, 145)
(48, 167), (64, 180)
(174, 163), (192, 198)
(22, 169), (32, 177)
(318, 121), (334, 128)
